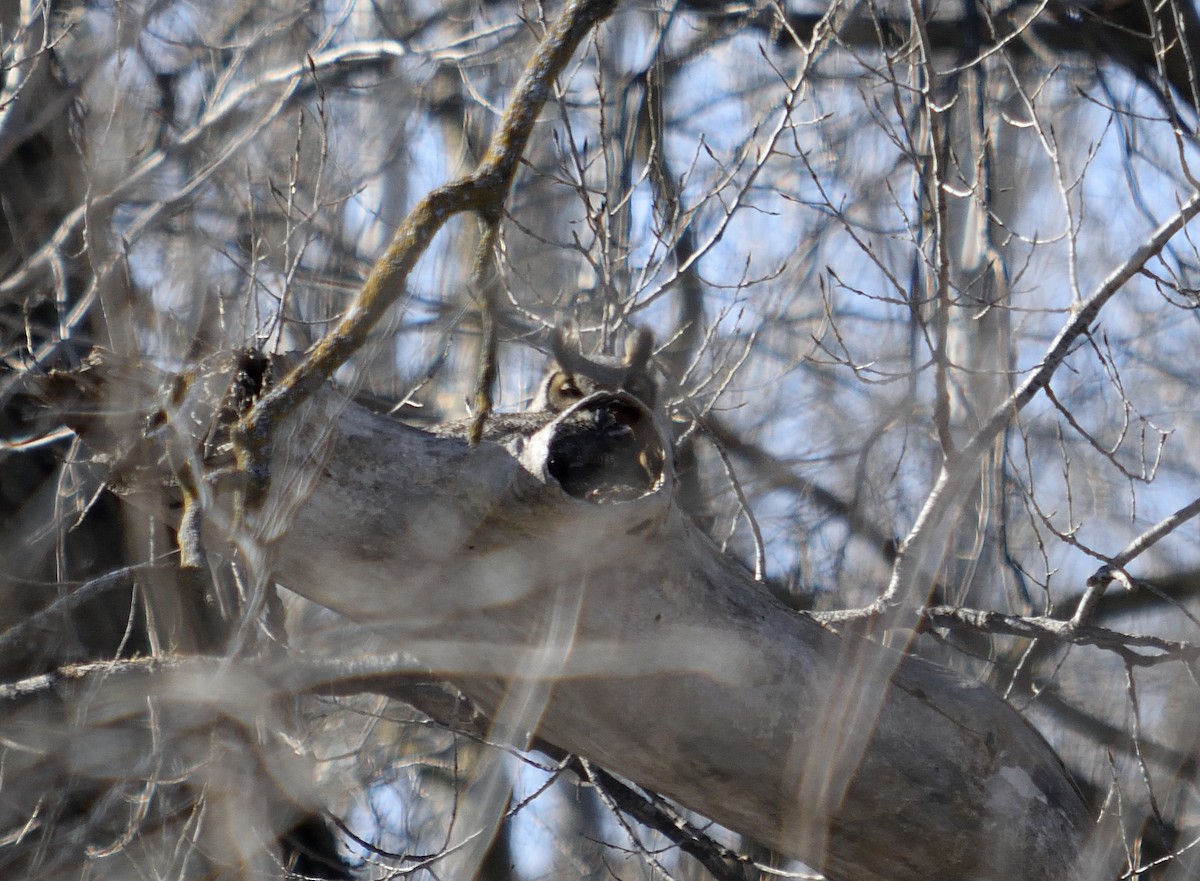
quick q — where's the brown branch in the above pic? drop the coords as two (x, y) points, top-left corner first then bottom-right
(0, 655), (189, 704)
(468, 226), (502, 447)
(234, 0), (621, 500)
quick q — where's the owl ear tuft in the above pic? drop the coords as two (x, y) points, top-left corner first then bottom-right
(624, 327), (653, 370)
(551, 320), (581, 360)
(551, 319), (592, 376)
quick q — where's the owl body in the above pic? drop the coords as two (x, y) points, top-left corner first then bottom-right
(430, 323), (662, 499)
(529, 323), (661, 499)
(531, 323), (657, 412)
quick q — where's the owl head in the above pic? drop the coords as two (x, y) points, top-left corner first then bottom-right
(532, 321), (657, 412)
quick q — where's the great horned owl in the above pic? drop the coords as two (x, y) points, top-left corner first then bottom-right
(531, 322), (657, 412)
(430, 322), (662, 500)
(530, 322), (661, 499)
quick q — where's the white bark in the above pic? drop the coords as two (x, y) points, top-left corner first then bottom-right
(185, 373), (1112, 881)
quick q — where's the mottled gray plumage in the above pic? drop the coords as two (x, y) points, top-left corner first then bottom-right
(531, 322), (657, 412)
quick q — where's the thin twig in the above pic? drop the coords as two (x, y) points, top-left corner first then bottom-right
(1110, 494), (1200, 570)
(880, 191), (1200, 610)
(1069, 494), (1200, 625)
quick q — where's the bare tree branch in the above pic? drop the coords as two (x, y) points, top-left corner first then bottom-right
(238, 0), (621, 490)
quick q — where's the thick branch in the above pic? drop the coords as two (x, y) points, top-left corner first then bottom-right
(206, 382), (1100, 881)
